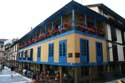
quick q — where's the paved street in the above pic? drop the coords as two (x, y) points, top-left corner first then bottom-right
(0, 67), (32, 83)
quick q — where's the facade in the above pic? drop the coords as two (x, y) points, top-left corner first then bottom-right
(14, 1), (125, 83)
(87, 4), (125, 74)
(4, 39), (18, 66)
(17, 1), (108, 83)
(0, 39), (7, 63)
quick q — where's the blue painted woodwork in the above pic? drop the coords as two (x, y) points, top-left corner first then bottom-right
(96, 42), (103, 63)
(80, 38), (89, 63)
(59, 40), (67, 63)
(48, 43), (54, 63)
(37, 46), (41, 62)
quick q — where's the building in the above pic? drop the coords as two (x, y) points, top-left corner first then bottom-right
(17, 1), (108, 83)
(0, 39), (7, 63)
(87, 3), (125, 74)
(4, 39), (18, 67)
(15, 1), (125, 83)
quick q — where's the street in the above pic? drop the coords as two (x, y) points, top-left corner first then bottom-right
(0, 66), (32, 83)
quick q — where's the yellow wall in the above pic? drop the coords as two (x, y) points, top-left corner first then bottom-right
(75, 34), (108, 63)
(19, 33), (108, 64)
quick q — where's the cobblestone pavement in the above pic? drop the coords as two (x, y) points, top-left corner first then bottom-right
(0, 67), (32, 83)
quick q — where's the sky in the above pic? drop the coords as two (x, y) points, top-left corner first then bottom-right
(0, 0), (125, 39)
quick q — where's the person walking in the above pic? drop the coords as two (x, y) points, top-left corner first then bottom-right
(10, 65), (15, 78)
(0, 64), (2, 72)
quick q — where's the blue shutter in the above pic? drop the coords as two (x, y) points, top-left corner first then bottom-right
(80, 38), (89, 63)
(59, 40), (67, 63)
(96, 42), (103, 63)
(37, 46), (41, 62)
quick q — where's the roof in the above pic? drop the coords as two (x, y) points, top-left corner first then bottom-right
(0, 39), (7, 44)
(19, 1), (106, 42)
(87, 3), (125, 23)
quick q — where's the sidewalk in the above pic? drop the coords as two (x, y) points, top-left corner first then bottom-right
(0, 66), (32, 83)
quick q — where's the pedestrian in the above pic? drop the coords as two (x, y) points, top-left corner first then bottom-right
(0, 64), (2, 72)
(11, 65), (15, 78)
(30, 73), (36, 83)
(2, 63), (4, 70)
(55, 72), (60, 83)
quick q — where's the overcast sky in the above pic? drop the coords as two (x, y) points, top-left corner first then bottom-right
(0, 0), (125, 39)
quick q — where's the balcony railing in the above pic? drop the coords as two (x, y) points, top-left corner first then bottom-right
(19, 24), (104, 49)
(76, 24), (105, 36)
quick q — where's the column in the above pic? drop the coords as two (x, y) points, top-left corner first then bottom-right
(51, 22), (54, 30)
(61, 16), (63, 32)
(84, 14), (87, 26)
(74, 67), (78, 83)
(89, 67), (92, 82)
(59, 66), (63, 83)
(45, 25), (47, 33)
(72, 9), (75, 30)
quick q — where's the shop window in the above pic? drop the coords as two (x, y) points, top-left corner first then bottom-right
(48, 43), (54, 56)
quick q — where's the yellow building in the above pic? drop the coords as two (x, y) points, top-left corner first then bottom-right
(17, 1), (108, 83)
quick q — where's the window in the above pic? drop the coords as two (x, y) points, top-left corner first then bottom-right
(37, 46), (41, 58)
(96, 42), (103, 56)
(68, 53), (72, 57)
(25, 50), (28, 60)
(112, 45), (118, 61)
(30, 48), (33, 60)
(59, 40), (67, 56)
(21, 51), (23, 60)
(111, 26), (117, 41)
(18, 52), (20, 60)
(48, 43), (54, 56)
(96, 42), (103, 63)
(87, 16), (95, 27)
(75, 53), (80, 57)
(80, 39), (89, 56)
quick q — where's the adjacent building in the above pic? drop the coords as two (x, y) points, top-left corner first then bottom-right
(4, 39), (18, 66)
(0, 39), (7, 63)
(87, 3), (125, 74)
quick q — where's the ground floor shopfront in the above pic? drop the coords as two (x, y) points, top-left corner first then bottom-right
(14, 61), (104, 83)
(11, 61), (125, 83)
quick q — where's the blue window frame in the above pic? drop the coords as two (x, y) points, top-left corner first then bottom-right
(48, 43), (54, 56)
(24, 50), (27, 60)
(59, 40), (67, 63)
(37, 46), (41, 62)
(37, 47), (41, 57)
(48, 43), (54, 63)
(96, 42), (103, 63)
(59, 40), (67, 56)
(30, 48), (33, 61)
(21, 51), (23, 60)
(80, 38), (89, 63)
